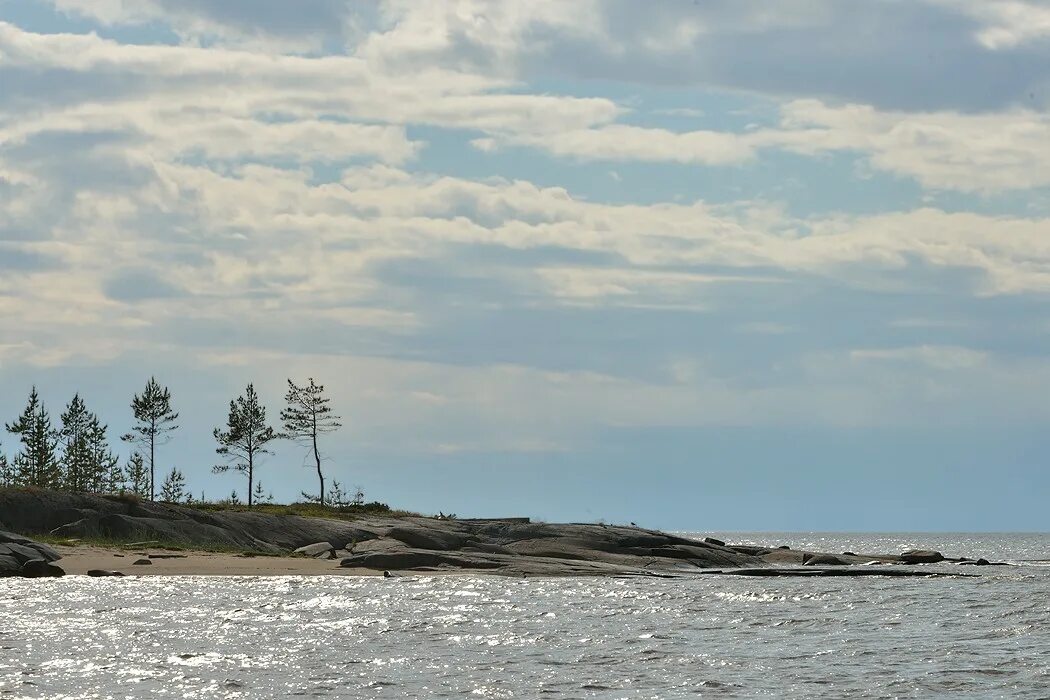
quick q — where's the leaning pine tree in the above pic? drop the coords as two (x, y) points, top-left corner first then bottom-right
(213, 383), (276, 507)
(121, 377), (179, 501)
(280, 378), (341, 506)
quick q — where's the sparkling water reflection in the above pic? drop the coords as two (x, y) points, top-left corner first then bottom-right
(1, 533), (1047, 698)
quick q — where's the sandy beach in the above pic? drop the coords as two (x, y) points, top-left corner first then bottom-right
(54, 545), (383, 577)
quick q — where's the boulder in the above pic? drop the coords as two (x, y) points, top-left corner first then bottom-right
(20, 559), (65, 578)
(899, 549), (944, 564)
(0, 531), (61, 562)
(703, 537), (726, 547)
(803, 554), (849, 566)
(293, 542), (335, 558)
(0, 554), (20, 577)
(87, 570), (126, 577)
(132, 559), (152, 566)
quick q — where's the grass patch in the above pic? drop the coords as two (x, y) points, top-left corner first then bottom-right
(184, 501), (421, 520)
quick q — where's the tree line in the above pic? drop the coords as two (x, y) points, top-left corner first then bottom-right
(0, 377), (342, 507)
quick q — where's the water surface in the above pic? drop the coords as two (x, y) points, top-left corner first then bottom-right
(2, 533), (1047, 698)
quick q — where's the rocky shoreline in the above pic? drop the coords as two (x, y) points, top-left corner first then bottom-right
(0, 489), (1004, 578)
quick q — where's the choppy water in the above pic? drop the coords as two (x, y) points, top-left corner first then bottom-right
(1, 533), (1047, 698)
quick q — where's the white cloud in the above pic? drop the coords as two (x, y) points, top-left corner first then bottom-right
(940, 0), (1050, 49)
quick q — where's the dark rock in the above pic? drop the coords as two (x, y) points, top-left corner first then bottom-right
(0, 532), (61, 562)
(20, 559), (65, 578)
(132, 559), (152, 565)
(0, 554), (20, 577)
(842, 551), (857, 556)
(293, 542), (335, 558)
(777, 545), (791, 550)
(899, 549), (944, 564)
(703, 537), (726, 547)
(147, 554), (187, 559)
(87, 570), (126, 577)
(803, 554), (849, 566)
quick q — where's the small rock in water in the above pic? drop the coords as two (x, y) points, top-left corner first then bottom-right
(87, 569), (125, 577)
(899, 549), (944, 564)
(132, 559), (152, 566)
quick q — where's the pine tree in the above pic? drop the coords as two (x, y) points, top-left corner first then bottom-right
(125, 453), (150, 499)
(59, 394), (93, 492)
(86, 415), (119, 493)
(213, 384), (276, 507)
(121, 377), (179, 501)
(159, 467), (187, 503)
(0, 451), (12, 488)
(280, 378), (341, 506)
(59, 395), (121, 493)
(104, 457), (126, 494)
(5, 387), (61, 488)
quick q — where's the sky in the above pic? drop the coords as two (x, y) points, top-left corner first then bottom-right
(0, 0), (1048, 532)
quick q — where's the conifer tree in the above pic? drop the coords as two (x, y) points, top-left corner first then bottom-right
(86, 415), (119, 493)
(121, 377), (179, 501)
(159, 467), (187, 503)
(59, 394), (93, 492)
(213, 383), (276, 507)
(280, 378), (341, 506)
(0, 450), (12, 488)
(60, 395), (121, 493)
(5, 387), (61, 488)
(104, 456), (126, 494)
(125, 453), (150, 499)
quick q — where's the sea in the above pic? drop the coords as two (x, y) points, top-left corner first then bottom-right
(1, 532), (1047, 698)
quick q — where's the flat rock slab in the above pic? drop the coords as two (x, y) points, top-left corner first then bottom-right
(293, 542), (335, 558)
(718, 567), (975, 578)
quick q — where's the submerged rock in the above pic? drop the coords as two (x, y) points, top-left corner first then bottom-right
(87, 569), (126, 577)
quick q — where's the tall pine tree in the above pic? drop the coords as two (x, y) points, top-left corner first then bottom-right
(213, 383), (276, 507)
(86, 415), (119, 492)
(59, 394), (93, 492)
(280, 378), (341, 506)
(121, 377), (179, 501)
(5, 387), (61, 489)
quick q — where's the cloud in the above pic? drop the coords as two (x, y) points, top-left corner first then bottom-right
(46, 0), (359, 52)
(361, 0), (1050, 112)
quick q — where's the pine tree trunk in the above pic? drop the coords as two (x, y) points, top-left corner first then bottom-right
(313, 433), (324, 506)
(247, 452), (254, 507)
(149, 429), (156, 502)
